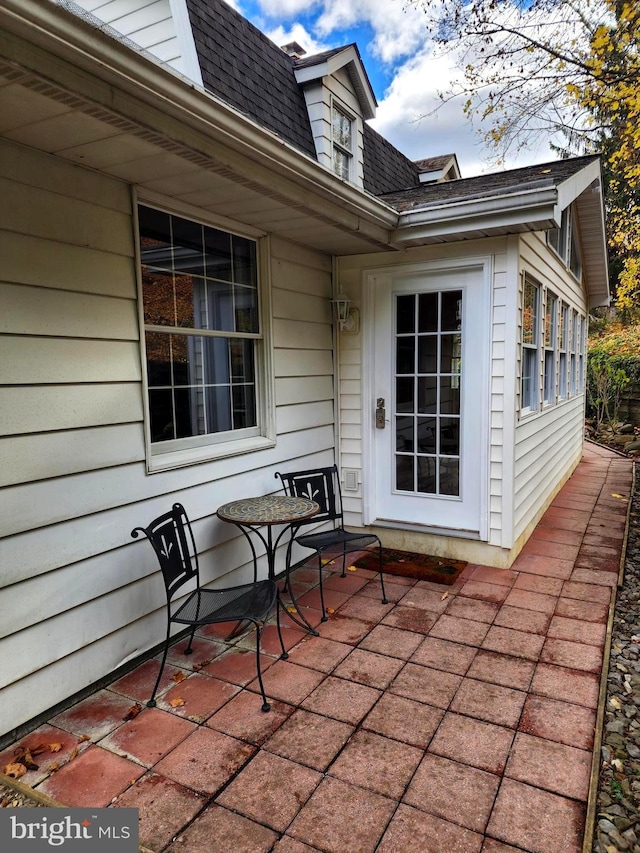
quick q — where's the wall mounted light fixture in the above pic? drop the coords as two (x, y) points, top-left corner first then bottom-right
(331, 293), (359, 333)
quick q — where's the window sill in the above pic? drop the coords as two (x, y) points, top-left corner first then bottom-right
(147, 435), (276, 473)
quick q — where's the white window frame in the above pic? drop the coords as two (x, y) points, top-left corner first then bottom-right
(543, 290), (558, 406)
(578, 316), (587, 392)
(558, 301), (569, 400)
(135, 199), (275, 473)
(547, 205), (582, 281)
(569, 309), (578, 397)
(521, 275), (541, 415)
(331, 100), (354, 182)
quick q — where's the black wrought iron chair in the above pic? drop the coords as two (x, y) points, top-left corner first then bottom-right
(131, 503), (286, 712)
(275, 465), (388, 620)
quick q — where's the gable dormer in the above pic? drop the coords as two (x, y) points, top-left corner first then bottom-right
(289, 44), (377, 189)
(414, 154), (461, 184)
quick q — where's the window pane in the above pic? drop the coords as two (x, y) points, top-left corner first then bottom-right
(396, 417), (414, 452)
(233, 236), (257, 287)
(439, 458), (459, 496)
(142, 270), (176, 326)
(396, 377), (414, 413)
(146, 332), (173, 386)
(417, 457), (436, 494)
(440, 377), (460, 414)
(397, 337), (415, 374)
(523, 280), (538, 345)
(417, 417), (436, 453)
(545, 293), (556, 347)
(333, 147), (350, 180)
(418, 293), (438, 332)
(204, 228), (232, 282)
(396, 455), (414, 491)
(207, 281), (234, 332)
(138, 206), (172, 271)
(233, 383), (256, 429)
(441, 334), (461, 374)
(441, 290), (462, 331)
(440, 418), (460, 455)
(332, 107), (351, 149)
(230, 339), (255, 383)
(397, 295), (415, 333)
(418, 336), (437, 373)
(417, 376), (438, 413)
(149, 389), (175, 442)
(172, 217), (204, 275)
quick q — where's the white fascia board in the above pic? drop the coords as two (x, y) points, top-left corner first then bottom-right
(2, 0), (397, 229)
(294, 45), (376, 120)
(556, 158), (602, 212)
(392, 187), (558, 242)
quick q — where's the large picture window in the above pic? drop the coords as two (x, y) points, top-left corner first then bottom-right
(138, 205), (263, 458)
(521, 277), (540, 413)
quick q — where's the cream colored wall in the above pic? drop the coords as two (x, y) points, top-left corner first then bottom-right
(0, 138), (334, 738)
(511, 231), (589, 543)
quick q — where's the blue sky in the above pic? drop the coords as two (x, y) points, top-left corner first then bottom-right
(229, 0), (559, 178)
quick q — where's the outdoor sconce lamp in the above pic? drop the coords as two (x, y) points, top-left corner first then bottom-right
(331, 293), (360, 334)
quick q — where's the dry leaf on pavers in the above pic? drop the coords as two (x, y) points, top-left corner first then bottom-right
(68, 747), (79, 762)
(48, 763), (60, 773)
(78, 735), (90, 743)
(611, 493), (625, 499)
(4, 763), (27, 779)
(192, 660), (211, 671)
(48, 743), (62, 753)
(347, 566), (357, 572)
(123, 703), (142, 721)
(172, 671), (187, 684)
(441, 592), (449, 601)
(326, 608), (335, 615)
(169, 698), (186, 708)
(287, 606), (298, 613)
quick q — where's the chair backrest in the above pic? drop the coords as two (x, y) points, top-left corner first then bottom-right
(131, 503), (199, 601)
(275, 465), (343, 528)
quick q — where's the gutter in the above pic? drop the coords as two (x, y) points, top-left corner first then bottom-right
(0, 0), (399, 231)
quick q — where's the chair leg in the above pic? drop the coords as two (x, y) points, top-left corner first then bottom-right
(317, 551), (328, 621)
(340, 547), (348, 578)
(275, 603), (288, 660)
(252, 620), (271, 713)
(184, 626), (196, 655)
(378, 544), (388, 604)
(148, 622), (172, 708)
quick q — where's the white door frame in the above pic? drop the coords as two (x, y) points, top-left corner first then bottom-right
(361, 257), (492, 540)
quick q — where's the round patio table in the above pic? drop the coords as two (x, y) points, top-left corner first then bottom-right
(217, 495), (320, 635)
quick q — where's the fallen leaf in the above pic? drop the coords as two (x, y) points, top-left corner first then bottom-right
(123, 703), (142, 721)
(347, 566), (357, 572)
(441, 591), (449, 600)
(13, 747), (39, 771)
(169, 698), (186, 708)
(28, 744), (49, 757)
(611, 493), (625, 499)
(286, 605), (298, 613)
(4, 762), (26, 779)
(172, 671), (187, 684)
(78, 735), (91, 743)
(326, 608), (335, 614)
(193, 660), (211, 671)
(48, 743), (62, 753)
(68, 746), (79, 761)
(48, 762), (60, 773)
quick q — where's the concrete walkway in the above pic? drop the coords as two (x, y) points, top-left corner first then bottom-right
(0, 443), (632, 853)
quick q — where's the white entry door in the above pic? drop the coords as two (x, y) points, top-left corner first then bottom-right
(371, 263), (488, 536)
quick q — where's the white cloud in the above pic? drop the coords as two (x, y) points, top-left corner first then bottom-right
(263, 22), (331, 57)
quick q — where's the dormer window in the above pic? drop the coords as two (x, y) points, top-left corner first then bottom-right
(332, 104), (353, 181)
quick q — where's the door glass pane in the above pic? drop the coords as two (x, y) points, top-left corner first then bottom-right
(397, 295), (415, 333)
(396, 337), (415, 374)
(396, 377), (414, 413)
(417, 457), (437, 494)
(396, 417), (414, 452)
(394, 288), (463, 498)
(396, 455), (414, 491)
(417, 376), (438, 413)
(418, 292), (438, 332)
(441, 290), (462, 331)
(418, 336), (437, 373)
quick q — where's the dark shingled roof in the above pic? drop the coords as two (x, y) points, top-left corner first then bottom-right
(380, 155), (601, 212)
(183, 0), (420, 197)
(414, 154), (456, 171)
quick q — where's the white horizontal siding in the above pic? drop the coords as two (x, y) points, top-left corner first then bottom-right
(0, 146), (336, 736)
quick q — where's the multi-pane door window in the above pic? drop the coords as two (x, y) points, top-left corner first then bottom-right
(395, 290), (462, 497)
(332, 104), (353, 181)
(543, 291), (557, 404)
(138, 205), (261, 449)
(521, 278), (540, 412)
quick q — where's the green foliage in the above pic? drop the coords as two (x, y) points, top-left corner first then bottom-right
(587, 322), (640, 427)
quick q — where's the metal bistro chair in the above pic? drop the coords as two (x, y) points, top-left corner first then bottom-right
(275, 465), (388, 621)
(131, 503), (286, 712)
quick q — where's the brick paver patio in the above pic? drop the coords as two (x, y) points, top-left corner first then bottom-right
(0, 443), (632, 853)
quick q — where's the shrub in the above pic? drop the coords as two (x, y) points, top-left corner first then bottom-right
(587, 323), (640, 429)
